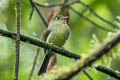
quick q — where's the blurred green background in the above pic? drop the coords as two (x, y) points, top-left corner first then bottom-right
(0, 0), (120, 80)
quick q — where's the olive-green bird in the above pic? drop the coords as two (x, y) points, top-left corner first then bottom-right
(38, 15), (70, 75)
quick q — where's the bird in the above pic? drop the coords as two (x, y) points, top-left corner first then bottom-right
(38, 15), (70, 76)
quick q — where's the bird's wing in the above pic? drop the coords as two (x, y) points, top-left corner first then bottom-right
(41, 29), (51, 41)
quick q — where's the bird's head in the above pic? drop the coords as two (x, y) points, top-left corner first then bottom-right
(50, 15), (69, 24)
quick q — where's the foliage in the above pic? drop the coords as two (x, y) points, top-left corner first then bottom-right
(0, 0), (120, 80)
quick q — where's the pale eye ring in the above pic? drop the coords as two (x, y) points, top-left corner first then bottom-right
(56, 16), (60, 20)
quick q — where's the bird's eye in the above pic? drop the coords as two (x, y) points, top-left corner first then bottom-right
(56, 16), (60, 20)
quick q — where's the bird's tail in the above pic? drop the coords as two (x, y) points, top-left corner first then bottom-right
(47, 54), (56, 71)
(38, 53), (51, 76)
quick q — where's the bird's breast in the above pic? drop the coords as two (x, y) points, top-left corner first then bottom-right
(47, 24), (70, 47)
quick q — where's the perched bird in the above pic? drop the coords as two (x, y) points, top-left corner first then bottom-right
(38, 15), (70, 75)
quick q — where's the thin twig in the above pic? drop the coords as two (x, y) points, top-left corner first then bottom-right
(28, 30), (50, 79)
(70, 6), (115, 32)
(54, 30), (120, 80)
(64, 0), (68, 3)
(83, 69), (94, 80)
(30, 0), (48, 27)
(28, 48), (40, 80)
(34, 0), (118, 29)
(35, 0), (119, 29)
(0, 29), (81, 60)
(29, 0), (49, 78)
(34, 0), (80, 8)
(14, 0), (20, 80)
(29, 8), (34, 20)
(28, 1), (40, 79)
(78, 1), (119, 29)
(95, 66), (120, 79)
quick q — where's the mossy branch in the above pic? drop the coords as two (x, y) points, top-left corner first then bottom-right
(95, 65), (120, 79)
(0, 29), (80, 60)
(14, 0), (20, 80)
(53, 30), (120, 80)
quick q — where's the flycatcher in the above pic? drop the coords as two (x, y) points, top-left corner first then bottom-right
(38, 15), (70, 75)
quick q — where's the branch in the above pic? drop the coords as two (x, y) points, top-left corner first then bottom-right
(69, 6), (115, 32)
(29, 0), (48, 27)
(28, 0), (50, 79)
(14, 0), (20, 80)
(54, 30), (120, 80)
(34, 0), (80, 8)
(34, 0), (118, 29)
(29, 8), (34, 20)
(78, 1), (119, 29)
(83, 69), (94, 80)
(28, 2), (39, 80)
(28, 48), (40, 80)
(95, 66), (120, 79)
(0, 29), (80, 60)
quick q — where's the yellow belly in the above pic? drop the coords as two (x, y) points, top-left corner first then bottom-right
(46, 26), (70, 47)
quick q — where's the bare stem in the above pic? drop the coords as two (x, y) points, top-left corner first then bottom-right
(29, 8), (34, 20)
(29, 0), (48, 27)
(28, 48), (40, 80)
(14, 0), (20, 80)
(34, 0), (80, 8)
(78, 1), (119, 29)
(70, 7), (115, 32)
(34, 0), (118, 29)
(95, 66), (120, 79)
(83, 69), (94, 80)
